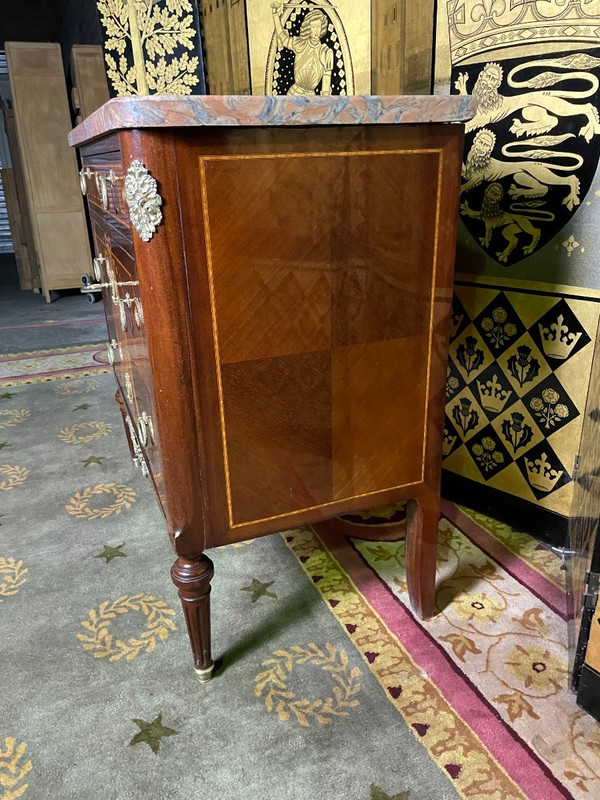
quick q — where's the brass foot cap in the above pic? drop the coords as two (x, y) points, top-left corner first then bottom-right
(194, 663), (214, 683)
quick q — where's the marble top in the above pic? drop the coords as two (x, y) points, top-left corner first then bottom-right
(69, 94), (475, 146)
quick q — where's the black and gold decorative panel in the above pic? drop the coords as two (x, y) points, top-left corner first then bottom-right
(455, 48), (600, 268)
(435, 1), (600, 544)
(96, 0), (207, 96)
(444, 284), (600, 517)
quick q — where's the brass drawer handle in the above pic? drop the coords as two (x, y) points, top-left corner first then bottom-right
(124, 371), (134, 403)
(80, 167), (122, 205)
(79, 167), (93, 195)
(119, 293), (144, 333)
(83, 254), (141, 336)
(92, 254), (106, 282)
(106, 169), (122, 186)
(137, 411), (155, 447)
(106, 339), (121, 366)
(125, 414), (149, 477)
(119, 301), (128, 333)
(95, 173), (109, 210)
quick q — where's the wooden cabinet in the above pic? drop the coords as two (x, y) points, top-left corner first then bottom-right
(70, 94), (473, 681)
(6, 42), (92, 302)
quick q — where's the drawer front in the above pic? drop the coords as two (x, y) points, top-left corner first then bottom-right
(83, 153), (166, 512)
(80, 151), (132, 233)
(119, 361), (166, 511)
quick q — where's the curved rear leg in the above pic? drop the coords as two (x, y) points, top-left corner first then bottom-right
(405, 490), (441, 620)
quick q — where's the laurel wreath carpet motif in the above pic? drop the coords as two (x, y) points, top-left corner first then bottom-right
(0, 737), (32, 800)
(77, 594), (177, 661)
(254, 643), (361, 726)
(53, 378), (102, 395)
(0, 558), (27, 603)
(0, 410), (30, 429)
(0, 466), (29, 491)
(58, 421), (112, 444)
(66, 484), (136, 520)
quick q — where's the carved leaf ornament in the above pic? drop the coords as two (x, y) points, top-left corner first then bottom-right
(124, 160), (163, 242)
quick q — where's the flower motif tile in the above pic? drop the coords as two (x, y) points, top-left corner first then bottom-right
(467, 424), (512, 480)
(446, 358), (466, 402)
(448, 387), (488, 443)
(451, 325), (493, 383)
(472, 292), (526, 357)
(490, 400), (544, 456)
(522, 374), (580, 437)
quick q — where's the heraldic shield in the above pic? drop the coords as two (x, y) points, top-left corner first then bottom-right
(449, 11), (600, 267)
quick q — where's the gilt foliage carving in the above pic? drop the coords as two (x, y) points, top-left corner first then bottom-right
(97, 0), (200, 96)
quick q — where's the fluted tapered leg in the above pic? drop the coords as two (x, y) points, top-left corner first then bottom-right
(171, 555), (214, 682)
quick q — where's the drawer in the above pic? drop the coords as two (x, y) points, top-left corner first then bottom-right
(88, 221), (144, 353)
(117, 360), (167, 515)
(84, 211), (165, 509)
(80, 150), (131, 231)
(82, 142), (165, 514)
(89, 197), (135, 263)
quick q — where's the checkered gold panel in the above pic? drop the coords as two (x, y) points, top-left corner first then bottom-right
(443, 286), (600, 516)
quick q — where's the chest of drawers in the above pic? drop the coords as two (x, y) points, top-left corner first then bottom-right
(70, 94), (473, 682)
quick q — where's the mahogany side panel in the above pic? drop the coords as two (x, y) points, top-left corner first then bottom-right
(175, 124), (464, 545)
(221, 350), (333, 522)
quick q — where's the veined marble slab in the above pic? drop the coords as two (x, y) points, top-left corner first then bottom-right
(69, 94), (475, 146)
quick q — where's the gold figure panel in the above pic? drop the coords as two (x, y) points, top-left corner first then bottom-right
(246, 0), (371, 96)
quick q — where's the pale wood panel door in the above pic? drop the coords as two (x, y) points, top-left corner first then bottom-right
(70, 45), (109, 122)
(3, 108), (40, 291)
(6, 42), (91, 301)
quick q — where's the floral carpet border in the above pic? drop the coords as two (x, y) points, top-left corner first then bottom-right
(0, 343), (110, 386)
(282, 526), (571, 800)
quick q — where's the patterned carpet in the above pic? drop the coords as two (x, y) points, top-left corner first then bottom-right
(0, 344), (110, 387)
(1, 351), (599, 800)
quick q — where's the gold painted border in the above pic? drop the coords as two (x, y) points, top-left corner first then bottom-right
(455, 272), (600, 302)
(0, 343), (107, 360)
(0, 367), (110, 387)
(199, 148), (443, 529)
